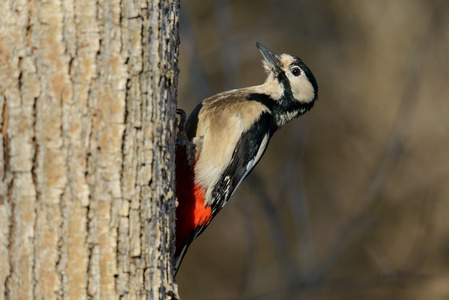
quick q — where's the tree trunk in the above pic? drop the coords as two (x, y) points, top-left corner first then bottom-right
(0, 0), (180, 299)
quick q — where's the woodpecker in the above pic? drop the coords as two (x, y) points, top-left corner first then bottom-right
(174, 42), (318, 274)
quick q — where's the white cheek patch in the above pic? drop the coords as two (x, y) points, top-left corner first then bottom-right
(289, 73), (315, 103)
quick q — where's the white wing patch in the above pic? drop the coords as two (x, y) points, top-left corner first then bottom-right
(221, 175), (232, 208)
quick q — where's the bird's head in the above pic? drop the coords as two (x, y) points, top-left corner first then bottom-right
(256, 42), (318, 110)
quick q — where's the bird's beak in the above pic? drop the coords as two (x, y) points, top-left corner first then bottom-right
(256, 42), (280, 69)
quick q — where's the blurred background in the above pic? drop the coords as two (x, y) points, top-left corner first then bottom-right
(175, 0), (449, 299)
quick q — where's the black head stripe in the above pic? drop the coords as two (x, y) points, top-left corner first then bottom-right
(276, 70), (292, 101)
(247, 91), (315, 121)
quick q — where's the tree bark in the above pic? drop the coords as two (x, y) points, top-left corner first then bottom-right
(0, 0), (180, 299)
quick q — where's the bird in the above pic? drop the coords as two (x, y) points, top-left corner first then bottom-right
(174, 42), (318, 275)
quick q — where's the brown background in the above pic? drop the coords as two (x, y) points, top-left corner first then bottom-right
(176, 1), (449, 299)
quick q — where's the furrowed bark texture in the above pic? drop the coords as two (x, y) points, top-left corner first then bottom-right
(0, 0), (180, 299)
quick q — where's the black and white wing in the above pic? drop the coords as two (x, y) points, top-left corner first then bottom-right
(209, 112), (275, 218)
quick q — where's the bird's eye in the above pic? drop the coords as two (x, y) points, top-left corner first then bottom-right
(291, 67), (301, 77)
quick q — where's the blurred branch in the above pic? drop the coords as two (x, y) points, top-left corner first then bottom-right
(402, 191), (437, 272)
(247, 173), (302, 285)
(282, 125), (318, 274)
(235, 199), (258, 300)
(306, 10), (437, 286)
(243, 125), (315, 298)
(214, 0), (241, 90)
(269, 123), (318, 274)
(365, 191), (437, 278)
(179, 8), (213, 99)
(219, 272), (435, 300)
